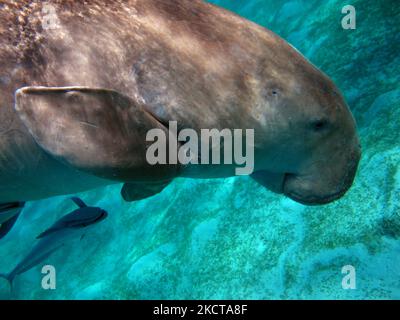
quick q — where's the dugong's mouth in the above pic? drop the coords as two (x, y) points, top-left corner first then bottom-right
(283, 177), (349, 205)
(282, 162), (358, 205)
(252, 170), (356, 205)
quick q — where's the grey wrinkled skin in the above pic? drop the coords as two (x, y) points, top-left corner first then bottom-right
(0, 0), (361, 206)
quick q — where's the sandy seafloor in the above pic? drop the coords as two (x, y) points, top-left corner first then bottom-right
(0, 0), (399, 299)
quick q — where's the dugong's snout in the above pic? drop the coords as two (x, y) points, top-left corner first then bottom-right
(252, 111), (361, 206)
(282, 143), (361, 205)
(249, 41), (362, 205)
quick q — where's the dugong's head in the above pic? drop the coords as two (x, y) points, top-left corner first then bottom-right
(250, 37), (361, 205)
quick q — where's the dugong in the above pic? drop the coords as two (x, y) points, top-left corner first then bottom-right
(0, 1), (361, 236)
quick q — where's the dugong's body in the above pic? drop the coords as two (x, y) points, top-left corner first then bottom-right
(0, 0), (361, 220)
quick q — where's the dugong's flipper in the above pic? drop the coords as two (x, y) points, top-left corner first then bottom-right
(121, 181), (171, 202)
(14, 87), (180, 183)
(0, 202), (25, 240)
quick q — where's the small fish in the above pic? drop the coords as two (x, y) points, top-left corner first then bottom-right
(0, 197), (107, 289)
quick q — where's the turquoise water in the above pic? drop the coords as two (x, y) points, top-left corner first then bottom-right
(1, 0), (399, 299)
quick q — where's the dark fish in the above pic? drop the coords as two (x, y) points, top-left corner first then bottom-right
(0, 197), (107, 288)
(0, 202), (24, 240)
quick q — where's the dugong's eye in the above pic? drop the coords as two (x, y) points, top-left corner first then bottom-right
(311, 119), (329, 132)
(262, 88), (280, 100)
